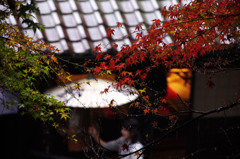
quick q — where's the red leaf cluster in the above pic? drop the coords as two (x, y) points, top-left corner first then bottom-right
(92, 0), (240, 101)
(107, 28), (115, 37)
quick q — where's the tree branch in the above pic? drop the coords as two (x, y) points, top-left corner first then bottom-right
(119, 99), (240, 158)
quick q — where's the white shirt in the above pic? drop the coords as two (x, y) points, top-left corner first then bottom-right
(104, 137), (143, 159)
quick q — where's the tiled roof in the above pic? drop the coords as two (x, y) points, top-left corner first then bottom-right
(5, 0), (191, 55)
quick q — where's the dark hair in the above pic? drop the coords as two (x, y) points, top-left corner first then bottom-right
(122, 117), (141, 144)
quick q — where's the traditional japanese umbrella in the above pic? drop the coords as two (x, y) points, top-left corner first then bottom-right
(45, 76), (139, 151)
(45, 77), (139, 108)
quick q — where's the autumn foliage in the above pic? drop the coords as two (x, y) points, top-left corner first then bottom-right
(1, 0), (239, 131)
(1, 0), (240, 158)
(89, 0), (240, 115)
(0, 1), (71, 124)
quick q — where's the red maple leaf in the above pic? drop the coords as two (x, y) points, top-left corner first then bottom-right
(145, 67), (151, 73)
(116, 51), (123, 59)
(135, 24), (142, 31)
(153, 19), (161, 27)
(90, 0), (239, 113)
(117, 22), (123, 28)
(116, 80), (123, 90)
(143, 109), (150, 115)
(104, 54), (111, 60)
(94, 44), (102, 53)
(127, 80), (135, 86)
(135, 70), (142, 76)
(139, 52), (147, 63)
(206, 80), (215, 88)
(100, 62), (108, 70)
(113, 43), (118, 49)
(152, 121), (158, 127)
(100, 87), (109, 94)
(136, 32), (142, 39)
(107, 28), (115, 37)
(140, 73), (147, 80)
(109, 59), (115, 70)
(94, 66), (101, 74)
(96, 53), (101, 61)
(121, 144), (129, 151)
(115, 63), (125, 72)
(160, 98), (167, 104)
(121, 71), (128, 77)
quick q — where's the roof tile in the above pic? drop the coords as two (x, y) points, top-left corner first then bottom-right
(89, 0), (99, 11)
(82, 39), (90, 50)
(130, 0), (139, 10)
(40, 14), (55, 27)
(113, 40), (125, 51)
(69, 0), (78, 11)
(119, 27), (128, 37)
(114, 11), (124, 23)
(60, 39), (69, 51)
(91, 40), (108, 52)
(7, 0), (189, 54)
(82, 13), (99, 27)
(24, 29), (38, 40)
(57, 1), (73, 14)
(123, 13), (139, 26)
(37, 2), (51, 14)
(151, 0), (159, 9)
(71, 41), (85, 53)
(181, 0), (192, 6)
(36, 29), (44, 39)
(51, 42), (64, 53)
(142, 11), (163, 26)
(98, 1), (114, 13)
(8, 15), (17, 25)
(104, 14), (118, 27)
(111, 27), (124, 40)
(48, 0), (57, 11)
(77, 1), (94, 14)
(138, 1), (155, 12)
(128, 26), (138, 39)
(110, 0), (119, 10)
(163, 35), (173, 44)
(72, 12), (82, 24)
(62, 14), (77, 27)
(135, 11), (144, 23)
(77, 25), (87, 38)
(158, 0), (178, 10)
(52, 12), (61, 25)
(66, 28), (81, 41)
(103, 38), (112, 49)
(94, 12), (103, 24)
(118, 1), (135, 13)
(56, 26), (65, 39)
(44, 28), (60, 42)
(99, 25), (107, 37)
(87, 27), (103, 41)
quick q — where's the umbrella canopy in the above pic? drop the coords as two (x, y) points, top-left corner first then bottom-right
(45, 78), (139, 108)
(0, 89), (18, 115)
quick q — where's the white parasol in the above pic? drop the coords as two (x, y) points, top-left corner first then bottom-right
(45, 77), (139, 108)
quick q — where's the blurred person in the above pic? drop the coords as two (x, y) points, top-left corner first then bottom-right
(89, 117), (143, 159)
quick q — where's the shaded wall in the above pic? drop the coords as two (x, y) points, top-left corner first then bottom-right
(192, 69), (240, 118)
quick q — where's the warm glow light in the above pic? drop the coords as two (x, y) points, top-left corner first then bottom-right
(167, 68), (192, 100)
(166, 69), (192, 111)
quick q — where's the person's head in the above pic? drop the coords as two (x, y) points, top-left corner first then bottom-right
(121, 117), (140, 144)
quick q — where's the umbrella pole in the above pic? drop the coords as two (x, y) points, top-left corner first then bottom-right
(89, 108), (93, 126)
